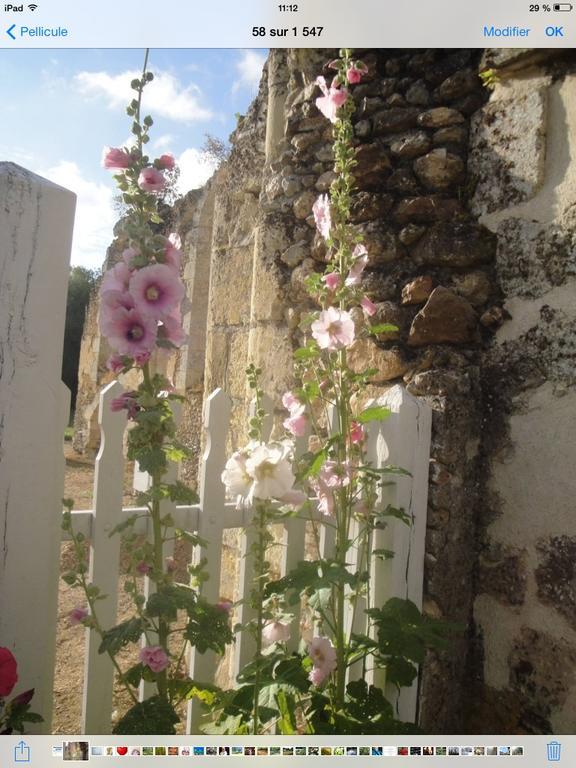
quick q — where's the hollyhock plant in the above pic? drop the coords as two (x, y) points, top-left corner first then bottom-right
(63, 51), (233, 738)
(0, 648), (42, 734)
(68, 606), (89, 626)
(360, 295), (377, 316)
(308, 637), (337, 685)
(0, 648), (18, 697)
(346, 61), (368, 84)
(345, 244), (369, 286)
(322, 272), (341, 291)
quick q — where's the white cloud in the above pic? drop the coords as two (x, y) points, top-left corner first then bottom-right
(232, 51), (266, 94)
(153, 134), (175, 151)
(176, 148), (218, 194)
(74, 69), (213, 123)
(38, 161), (115, 270)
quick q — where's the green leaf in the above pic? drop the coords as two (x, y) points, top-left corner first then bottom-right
(99, 618), (145, 655)
(385, 656), (418, 688)
(275, 689), (297, 735)
(357, 406), (391, 424)
(368, 323), (399, 335)
(294, 343), (319, 361)
(373, 548), (395, 561)
(113, 695), (179, 735)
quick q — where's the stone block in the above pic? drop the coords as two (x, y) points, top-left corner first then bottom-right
(347, 339), (409, 383)
(413, 221), (496, 267)
(408, 287), (478, 346)
(413, 149), (466, 191)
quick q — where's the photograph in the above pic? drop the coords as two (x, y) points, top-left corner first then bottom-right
(0, 3), (575, 752)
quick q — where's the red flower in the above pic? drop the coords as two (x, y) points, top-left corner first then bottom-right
(0, 647), (18, 697)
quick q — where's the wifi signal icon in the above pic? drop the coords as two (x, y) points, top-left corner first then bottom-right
(28, 3), (38, 9)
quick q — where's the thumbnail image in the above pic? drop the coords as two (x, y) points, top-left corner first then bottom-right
(474, 747), (485, 756)
(194, 746), (205, 755)
(269, 747), (281, 756)
(220, 746), (232, 755)
(423, 747), (434, 755)
(410, 747), (422, 756)
(486, 747), (497, 756)
(372, 747), (383, 756)
(448, 746), (460, 756)
(155, 746), (167, 756)
(295, 746), (307, 756)
(308, 747), (320, 756)
(460, 746), (473, 756)
(181, 747), (191, 756)
(142, 747), (154, 756)
(256, 747), (268, 755)
(398, 747), (409, 756)
(499, 746), (511, 756)
(435, 747), (447, 756)
(244, 747), (256, 756)
(345, 746), (357, 756)
(130, 747), (142, 755)
(512, 747), (523, 756)
(359, 746), (370, 756)
(206, 746), (218, 755)
(168, 746), (179, 756)
(63, 742), (89, 761)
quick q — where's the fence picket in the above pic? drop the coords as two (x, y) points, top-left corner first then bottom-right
(367, 384), (432, 722)
(186, 388), (231, 733)
(82, 381), (127, 734)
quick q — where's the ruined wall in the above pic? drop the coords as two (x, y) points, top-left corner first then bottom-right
(74, 47), (576, 734)
(467, 50), (576, 734)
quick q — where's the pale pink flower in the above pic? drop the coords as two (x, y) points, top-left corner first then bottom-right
(322, 272), (341, 291)
(312, 194), (331, 240)
(69, 606), (89, 626)
(262, 621), (291, 646)
(101, 261), (131, 295)
(129, 263), (185, 320)
(138, 167), (166, 193)
(284, 408), (307, 437)
(315, 76), (348, 123)
(136, 561), (152, 575)
(101, 289), (134, 313)
(156, 153), (175, 170)
(361, 295), (377, 317)
(346, 62), (368, 84)
(345, 244), (369, 286)
(349, 421), (365, 444)
(308, 636), (337, 685)
(122, 247), (139, 269)
(101, 306), (158, 357)
(134, 351), (151, 366)
(279, 488), (307, 508)
(101, 146), (131, 170)
(311, 460), (352, 517)
(282, 391), (300, 412)
(139, 645), (169, 673)
(159, 312), (187, 348)
(216, 600), (233, 614)
(164, 233), (182, 271)
(311, 306), (355, 350)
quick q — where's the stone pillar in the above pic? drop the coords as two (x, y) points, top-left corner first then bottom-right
(0, 163), (75, 732)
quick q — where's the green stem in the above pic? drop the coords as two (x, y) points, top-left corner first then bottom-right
(252, 501), (268, 735)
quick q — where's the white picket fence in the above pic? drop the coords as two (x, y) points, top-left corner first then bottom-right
(60, 380), (431, 734)
(0, 164), (432, 736)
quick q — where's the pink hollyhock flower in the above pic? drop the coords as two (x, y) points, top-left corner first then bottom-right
(101, 146), (131, 170)
(159, 313), (187, 348)
(282, 391), (307, 437)
(129, 263), (184, 320)
(138, 167), (166, 193)
(311, 460), (352, 516)
(139, 645), (170, 673)
(322, 272), (341, 291)
(101, 289), (134, 314)
(262, 621), (291, 646)
(164, 233), (182, 271)
(345, 244), (369, 286)
(156, 153), (176, 170)
(282, 391), (299, 412)
(69, 606), (89, 626)
(312, 194), (331, 240)
(216, 600), (233, 614)
(122, 247), (139, 269)
(284, 408), (307, 437)
(101, 262), (132, 295)
(346, 62), (368, 84)
(349, 421), (365, 444)
(106, 354), (127, 374)
(279, 488), (307, 508)
(361, 295), (377, 317)
(308, 636), (337, 685)
(0, 647), (18, 697)
(136, 561), (152, 575)
(315, 76), (348, 123)
(102, 306), (158, 357)
(311, 306), (355, 350)
(110, 392), (139, 419)
(327, 59), (340, 70)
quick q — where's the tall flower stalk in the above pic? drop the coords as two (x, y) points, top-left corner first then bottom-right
(63, 50), (232, 735)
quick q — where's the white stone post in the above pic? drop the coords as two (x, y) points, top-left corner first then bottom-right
(0, 163), (76, 732)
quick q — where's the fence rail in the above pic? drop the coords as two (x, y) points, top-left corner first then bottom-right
(63, 381), (431, 734)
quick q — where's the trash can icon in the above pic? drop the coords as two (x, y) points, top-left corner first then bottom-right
(547, 741), (562, 762)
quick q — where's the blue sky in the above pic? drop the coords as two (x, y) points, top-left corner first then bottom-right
(0, 49), (266, 269)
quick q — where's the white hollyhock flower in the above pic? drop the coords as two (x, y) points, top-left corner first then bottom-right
(245, 442), (296, 501)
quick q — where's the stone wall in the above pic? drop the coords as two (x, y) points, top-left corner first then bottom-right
(73, 47), (576, 734)
(467, 49), (576, 734)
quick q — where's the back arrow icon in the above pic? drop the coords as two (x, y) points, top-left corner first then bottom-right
(7, 24), (16, 39)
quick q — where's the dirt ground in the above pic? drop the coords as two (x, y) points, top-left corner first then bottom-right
(54, 443), (241, 735)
